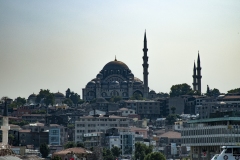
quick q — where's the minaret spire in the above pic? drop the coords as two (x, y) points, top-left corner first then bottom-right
(142, 30), (149, 98)
(196, 51), (202, 93)
(192, 61), (197, 91)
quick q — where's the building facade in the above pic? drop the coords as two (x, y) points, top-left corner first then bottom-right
(75, 115), (133, 142)
(181, 116), (240, 160)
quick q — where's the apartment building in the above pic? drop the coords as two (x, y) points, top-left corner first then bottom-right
(75, 115), (133, 142)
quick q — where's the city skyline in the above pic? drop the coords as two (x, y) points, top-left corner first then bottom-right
(0, 1), (239, 99)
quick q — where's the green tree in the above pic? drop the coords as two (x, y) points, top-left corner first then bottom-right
(228, 88), (240, 94)
(8, 134), (14, 145)
(51, 155), (62, 160)
(206, 85), (210, 94)
(144, 152), (166, 160)
(206, 88), (220, 96)
(9, 97), (26, 108)
(130, 92), (144, 100)
(40, 143), (50, 158)
(70, 92), (81, 105)
(63, 98), (73, 106)
(66, 88), (71, 98)
(166, 114), (177, 125)
(170, 83), (192, 97)
(111, 146), (121, 157)
(78, 99), (85, 104)
(64, 141), (76, 149)
(76, 142), (84, 148)
(9, 120), (29, 126)
(170, 106), (176, 114)
(109, 96), (122, 103)
(135, 142), (153, 160)
(35, 89), (55, 105)
(186, 90), (201, 96)
(103, 149), (114, 160)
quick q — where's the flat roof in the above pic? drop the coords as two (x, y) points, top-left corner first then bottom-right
(188, 117), (240, 123)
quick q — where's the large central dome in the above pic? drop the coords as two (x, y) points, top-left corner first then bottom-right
(103, 59), (129, 70)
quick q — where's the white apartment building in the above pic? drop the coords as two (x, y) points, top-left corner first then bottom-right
(181, 116), (240, 160)
(75, 115), (133, 142)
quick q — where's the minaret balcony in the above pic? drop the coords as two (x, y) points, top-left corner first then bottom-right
(1, 126), (10, 130)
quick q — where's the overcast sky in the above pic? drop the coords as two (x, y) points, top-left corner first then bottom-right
(0, 1), (239, 99)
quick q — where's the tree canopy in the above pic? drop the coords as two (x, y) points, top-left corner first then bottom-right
(35, 89), (55, 105)
(109, 96), (122, 103)
(9, 97), (26, 108)
(51, 155), (62, 160)
(228, 88), (240, 94)
(64, 141), (76, 149)
(170, 83), (192, 97)
(130, 92), (144, 100)
(135, 142), (153, 160)
(111, 146), (121, 157)
(144, 152), (166, 160)
(40, 143), (50, 158)
(103, 148), (114, 160)
(65, 88), (83, 106)
(166, 114), (180, 125)
(62, 98), (73, 106)
(205, 87), (220, 96)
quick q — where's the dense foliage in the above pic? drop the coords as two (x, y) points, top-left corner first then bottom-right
(144, 152), (166, 160)
(170, 83), (192, 97)
(35, 89), (55, 105)
(130, 92), (144, 100)
(134, 142), (153, 160)
(9, 97), (26, 108)
(228, 88), (240, 94)
(40, 143), (50, 158)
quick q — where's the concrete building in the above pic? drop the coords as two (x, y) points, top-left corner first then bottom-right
(106, 127), (135, 156)
(181, 115), (240, 160)
(118, 108), (136, 117)
(75, 115), (133, 142)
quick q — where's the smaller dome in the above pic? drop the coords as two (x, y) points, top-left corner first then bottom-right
(97, 73), (103, 79)
(87, 81), (96, 87)
(128, 73), (134, 78)
(149, 90), (156, 94)
(128, 81), (133, 84)
(29, 93), (37, 98)
(55, 92), (65, 98)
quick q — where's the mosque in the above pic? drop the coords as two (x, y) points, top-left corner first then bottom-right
(82, 32), (150, 101)
(82, 32), (202, 101)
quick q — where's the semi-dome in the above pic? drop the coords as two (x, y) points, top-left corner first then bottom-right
(55, 92), (65, 98)
(149, 90), (156, 94)
(133, 81), (143, 86)
(87, 81), (96, 87)
(103, 59), (129, 71)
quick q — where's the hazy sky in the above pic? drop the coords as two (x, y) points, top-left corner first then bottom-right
(0, 1), (239, 99)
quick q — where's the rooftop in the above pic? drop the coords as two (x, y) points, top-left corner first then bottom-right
(188, 116), (240, 124)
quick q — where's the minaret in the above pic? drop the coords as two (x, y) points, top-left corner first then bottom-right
(192, 61), (197, 91)
(1, 98), (10, 147)
(196, 51), (202, 93)
(142, 31), (149, 98)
